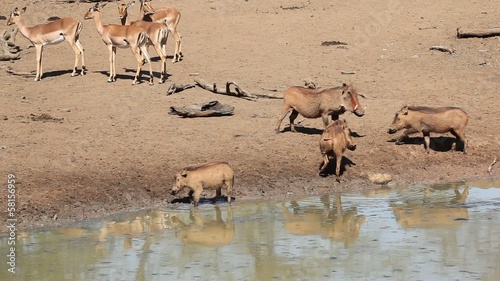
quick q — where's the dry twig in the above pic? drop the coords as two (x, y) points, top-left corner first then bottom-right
(487, 156), (497, 176)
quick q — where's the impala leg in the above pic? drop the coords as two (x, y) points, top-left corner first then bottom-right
(76, 40), (86, 75)
(68, 40), (82, 77)
(169, 27), (182, 63)
(153, 43), (167, 84)
(34, 44), (43, 81)
(140, 44), (153, 85)
(108, 45), (115, 83)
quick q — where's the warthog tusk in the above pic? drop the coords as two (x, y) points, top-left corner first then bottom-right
(354, 105), (359, 111)
(364, 105), (367, 110)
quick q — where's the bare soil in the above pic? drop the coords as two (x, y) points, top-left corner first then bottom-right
(1, 0), (499, 231)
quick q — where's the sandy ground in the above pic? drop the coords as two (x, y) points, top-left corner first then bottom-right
(0, 0), (499, 231)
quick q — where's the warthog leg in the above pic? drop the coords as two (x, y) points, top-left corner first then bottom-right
(288, 110), (299, 132)
(276, 105), (292, 133)
(395, 128), (418, 145)
(335, 155), (342, 181)
(450, 129), (468, 154)
(423, 131), (431, 153)
(192, 189), (202, 207)
(319, 154), (330, 175)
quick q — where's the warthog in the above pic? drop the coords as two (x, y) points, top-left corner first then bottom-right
(387, 106), (469, 154)
(319, 119), (357, 179)
(171, 162), (234, 207)
(276, 83), (365, 133)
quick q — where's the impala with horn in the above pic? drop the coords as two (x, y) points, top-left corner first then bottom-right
(117, 0), (169, 83)
(139, 0), (183, 63)
(84, 3), (153, 85)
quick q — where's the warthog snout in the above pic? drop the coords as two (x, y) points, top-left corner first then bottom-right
(353, 105), (366, 117)
(171, 186), (179, 195)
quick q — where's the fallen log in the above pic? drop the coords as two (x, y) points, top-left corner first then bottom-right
(0, 28), (20, 61)
(169, 100), (234, 118)
(457, 27), (500, 38)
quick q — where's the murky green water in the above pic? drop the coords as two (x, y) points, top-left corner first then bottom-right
(1, 178), (499, 281)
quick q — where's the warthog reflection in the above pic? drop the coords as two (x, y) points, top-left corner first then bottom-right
(392, 186), (469, 229)
(95, 210), (168, 251)
(167, 206), (234, 248)
(281, 194), (365, 246)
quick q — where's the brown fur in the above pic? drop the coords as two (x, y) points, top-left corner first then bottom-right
(388, 105), (469, 154)
(171, 162), (234, 207)
(276, 83), (365, 133)
(319, 120), (357, 179)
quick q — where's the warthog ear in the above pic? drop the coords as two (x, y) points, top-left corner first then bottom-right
(401, 106), (409, 115)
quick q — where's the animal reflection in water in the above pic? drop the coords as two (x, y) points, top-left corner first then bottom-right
(281, 194), (365, 246)
(167, 206), (234, 248)
(94, 210), (169, 252)
(392, 186), (469, 229)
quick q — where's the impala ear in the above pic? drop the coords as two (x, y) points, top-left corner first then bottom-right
(180, 170), (187, 177)
(21, 7), (27, 13)
(128, 1), (135, 8)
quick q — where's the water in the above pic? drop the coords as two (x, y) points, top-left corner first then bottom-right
(1, 178), (499, 281)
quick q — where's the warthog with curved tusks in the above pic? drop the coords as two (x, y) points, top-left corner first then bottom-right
(171, 162), (234, 207)
(319, 119), (357, 180)
(387, 105), (469, 154)
(277, 83), (365, 133)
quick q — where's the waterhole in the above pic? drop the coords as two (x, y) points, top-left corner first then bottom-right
(1, 178), (499, 281)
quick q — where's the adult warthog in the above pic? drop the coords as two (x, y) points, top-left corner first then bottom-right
(387, 106), (469, 154)
(276, 83), (365, 133)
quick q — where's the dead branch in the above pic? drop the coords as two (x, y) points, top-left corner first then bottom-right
(457, 27), (500, 38)
(6, 67), (35, 77)
(487, 156), (497, 176)
(194, 78), (282, 100)
(166, 83), (196, 95)
(429, 46), (455, 54)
